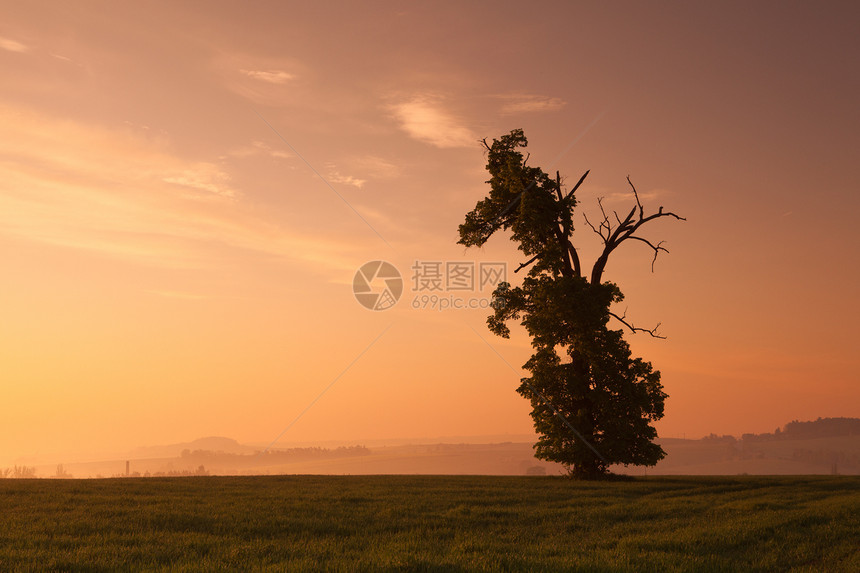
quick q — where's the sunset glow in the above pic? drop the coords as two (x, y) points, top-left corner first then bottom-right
(2, 1), (858, 467)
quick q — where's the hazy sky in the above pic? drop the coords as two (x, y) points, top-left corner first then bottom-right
(2, 1), (858, 464)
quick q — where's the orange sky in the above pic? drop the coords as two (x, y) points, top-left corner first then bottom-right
(2, 1), (858, 465)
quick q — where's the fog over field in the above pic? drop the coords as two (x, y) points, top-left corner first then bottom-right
(10, 418), (859, 480)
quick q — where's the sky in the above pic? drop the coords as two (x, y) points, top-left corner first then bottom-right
(2, 1), (859, 465)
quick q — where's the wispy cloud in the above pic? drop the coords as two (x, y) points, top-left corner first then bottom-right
(497, 94), (566, 114)
(49, 53), (86, 68)
(0, 36), (29, 53)
(253, 140), (291, 159)
(240, 69), (295, 84)
(350, 155), (400, 179)
(390, 97), (477, 148)
(327, 170), (366, 189)
(163, 163), (238, 199)
(212, 53), (304, 105)
(225, 140), (292, 160)
(320, 155), (399, 190)
(0, 104), (371, 274)
(583, 186), (666, 206)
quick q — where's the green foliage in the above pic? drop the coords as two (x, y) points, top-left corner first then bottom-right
(460, 130), (674, 478)
(0, 475), (857, 571)
(458, 129), (574, 277)
(518, 324), (667, 475)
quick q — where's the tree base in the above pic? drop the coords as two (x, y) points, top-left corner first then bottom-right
(565, 468), (635, 481)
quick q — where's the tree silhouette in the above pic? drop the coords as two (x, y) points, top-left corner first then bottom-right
(459, 129), (684, 478)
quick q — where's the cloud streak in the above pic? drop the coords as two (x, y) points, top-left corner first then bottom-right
(225, 140), (292, 160)
(163, 163), (238, 198)
(0, 105), (371, 274)
(390, 97), (477, 148)
(498, 94), (566, 114)
(327, 170), (366, 189)
(240, 69), (295, 84)
(0, 36), (29, 53)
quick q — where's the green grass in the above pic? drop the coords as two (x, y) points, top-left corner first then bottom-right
(0, 475), (857, 571)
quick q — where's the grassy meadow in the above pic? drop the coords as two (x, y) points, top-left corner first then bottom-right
(0, 475), (857, 571)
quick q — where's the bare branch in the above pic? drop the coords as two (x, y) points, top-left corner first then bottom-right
(626, 236), (669, 271)
(583, 212), (601, 238)
(597, 197), (609, 225)
(627, 176), (644, 218)
(608, 311), (666, 339)
(606, 206), (636, 245)
(590, 178), (685, 285)
(640, 209), (686, 224)
(562, 170), (590, 202)
(514, 253), (541, 274)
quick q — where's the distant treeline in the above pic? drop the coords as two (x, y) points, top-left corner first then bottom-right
(702, 417), (860, 443)
(0, 466), (38, 479)
(745, 417), (860, 442)
(179, 445), (371, 466)
(696, 418), (860, 471)
(120, 465), (211, 478)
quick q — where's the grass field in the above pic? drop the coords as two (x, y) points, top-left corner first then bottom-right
(0, 475), (857, 571)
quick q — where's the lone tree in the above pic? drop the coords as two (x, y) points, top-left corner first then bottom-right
(459, 129), (684, 479)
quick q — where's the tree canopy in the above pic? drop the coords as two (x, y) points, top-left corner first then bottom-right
(459, 129), (684, 478)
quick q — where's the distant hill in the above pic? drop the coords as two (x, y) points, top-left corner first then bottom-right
(129, 436), (256, 459)
(740, 417), (860, 442)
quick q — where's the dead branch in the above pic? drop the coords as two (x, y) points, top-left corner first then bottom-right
(583, 212), (600, 237)
(629, 176), (644, 216)
(608, 310), (665, 339)
(589, 177), (685, 284)
(514, 253), (541, 274)
(626, 236), (669, 271)
(562, 170), (590, 202)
